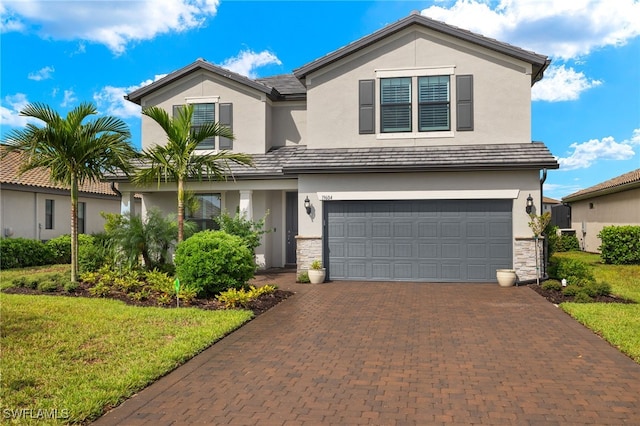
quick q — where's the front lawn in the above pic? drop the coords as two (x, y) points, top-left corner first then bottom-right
(0, 293), (253, 424)
(553, 251), (640, 363)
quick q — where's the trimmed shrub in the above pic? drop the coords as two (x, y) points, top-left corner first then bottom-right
(0, 238), (53, 270)
(174, 231), (255, 297)
(556, 234), (580, 252)
(46, 235), (73, 264)
(554, 258), (595, 286)
(598, 225), (640, 265)
(542, 280), (562, 291)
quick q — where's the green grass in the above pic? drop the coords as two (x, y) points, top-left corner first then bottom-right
(554, 252), (640, 363)
(0, 293), (253, 424)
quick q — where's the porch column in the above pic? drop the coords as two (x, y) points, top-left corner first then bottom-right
(239, 190), (253, 220)
(120, 191), (136, 216)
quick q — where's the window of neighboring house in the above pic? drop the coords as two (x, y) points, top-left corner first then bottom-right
(380, 77), (412, 133)
(45, 199), (54, 229)
(418, 76), (450, 131)
(173, 104), (215, 150)
(187, 193), (222, 232)
(77, 202), (86, 234)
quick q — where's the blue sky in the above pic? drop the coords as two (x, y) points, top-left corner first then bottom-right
(1, 0), (639, 200)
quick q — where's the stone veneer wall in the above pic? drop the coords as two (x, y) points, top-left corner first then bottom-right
(514, 237), (545, 282)
(295, 236), (323, 276)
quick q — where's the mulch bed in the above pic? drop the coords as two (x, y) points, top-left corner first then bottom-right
(3, 282), (293, 316)
(529, 283), (636, 305)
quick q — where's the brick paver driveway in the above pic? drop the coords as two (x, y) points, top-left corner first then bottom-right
(94, 271), (640, 425)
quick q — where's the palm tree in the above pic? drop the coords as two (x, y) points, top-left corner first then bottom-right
(2, 102), (137, 282)
(133, 105), (253, 242)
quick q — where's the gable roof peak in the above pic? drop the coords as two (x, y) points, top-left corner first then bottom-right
(294, 12), (549, 85)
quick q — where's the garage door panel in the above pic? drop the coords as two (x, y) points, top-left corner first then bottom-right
(372, 242), (391, 257)
(326, 200), (512, 282)
(419, 243), (437, 258)
(371, 221), (391, 237)
(418, 222), (438, 237)
(347, 242), (366, 257)
(394, 243), (413, 258)
(441, 222), (461, 237)
(394, 263), (414, 279)
(467, 243), (486, 258)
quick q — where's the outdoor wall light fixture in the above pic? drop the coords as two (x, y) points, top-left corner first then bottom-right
(304, 196), (311, 214)
(525, 194), (534, 214)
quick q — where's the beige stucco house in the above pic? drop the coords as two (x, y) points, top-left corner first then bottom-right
(0, 147), (139, 241)
(562, 169), (640, 253)
(114, 13), (558, 282)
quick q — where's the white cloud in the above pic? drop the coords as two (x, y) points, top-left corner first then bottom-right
(421, 0), (640, 60)
(532, 65), (602, 102)
(220, 50), (282, 78)
(27, 66), (54, 81)
(60, 90), (77, 108)
(0, 93), (32, 127)
(93, 74), (167, 119)
(557, 129), (640, 171)
(1, 0), (220, 55)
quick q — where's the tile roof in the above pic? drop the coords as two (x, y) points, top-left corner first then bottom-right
(107, 143), (558, 182)
(563, 168), (640, 202)
(293, 13), (550, 85)
(256, 74), (306, 97)
(543, 196), (561, 204)
(0, 147), (120, 196)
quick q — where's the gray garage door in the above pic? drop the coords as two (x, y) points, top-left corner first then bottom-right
(325, 200), (512, 282)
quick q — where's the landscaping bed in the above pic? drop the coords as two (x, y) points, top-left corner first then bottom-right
(3, 282), (293, 316)
(530, 282), (636, 305)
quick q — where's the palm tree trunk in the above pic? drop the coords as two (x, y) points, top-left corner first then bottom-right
(70, 176), (79, 283)
(177, 178), (184, 243)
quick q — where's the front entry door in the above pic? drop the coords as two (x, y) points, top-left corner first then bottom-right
(285, 192), (298, 266)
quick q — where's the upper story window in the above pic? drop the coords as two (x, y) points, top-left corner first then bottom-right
(173, 100), (233, 150)
(418, 76), (450, 132)
(381, 77), (412, 133)
(360, 68), (472, 137)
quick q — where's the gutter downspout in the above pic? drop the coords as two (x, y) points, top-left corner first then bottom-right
(110, 181), (122, 197)
(540, 168), (548, 277)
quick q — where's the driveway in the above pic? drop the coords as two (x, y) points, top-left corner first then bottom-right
(94, 272), (640, 425)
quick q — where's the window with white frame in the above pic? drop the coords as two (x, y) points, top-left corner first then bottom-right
(173, 100), (233, 150)
(359, 68), (472, 136)
(418, 76), (450, 131)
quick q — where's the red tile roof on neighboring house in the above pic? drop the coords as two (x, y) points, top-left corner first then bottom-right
(0, 147), (119, 196)
(543, 196), (561, 204)
(563, 168), (640, 202)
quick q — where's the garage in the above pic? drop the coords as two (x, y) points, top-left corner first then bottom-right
(325, 199), (513, 282)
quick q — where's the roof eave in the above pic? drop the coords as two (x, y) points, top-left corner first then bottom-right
(293, 14), (549, 82)
(126, 60), (277, 105)
(284, 163), (559, 175)
(563, 181), (640, 203)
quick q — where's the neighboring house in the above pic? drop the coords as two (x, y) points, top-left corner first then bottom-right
(0, 146), (140, 241)
(542, 196), (561, 215)
(562, 169), (640, 253)
(113, 13), (558, 282)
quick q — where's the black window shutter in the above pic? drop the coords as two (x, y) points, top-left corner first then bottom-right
(359, 79), (375, 134)
(456, 75), (473, 131)
(219, 103), (233, 150)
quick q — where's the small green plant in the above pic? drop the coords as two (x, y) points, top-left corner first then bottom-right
(64, 281), (79, 293)
(310, 259), (323, 270)
(542, 281), (562, 291)
(555, 258), (595, 286)
(573, 291), (593, 303)
(217, 288), (254, 308)
(89, 282), (111, 297)
(37, 280), (59, 292)
(297, 272), (310, 283)
(12, 277), (29, 288)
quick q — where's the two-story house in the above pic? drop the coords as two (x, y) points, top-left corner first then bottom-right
(114, 13), (559, 282)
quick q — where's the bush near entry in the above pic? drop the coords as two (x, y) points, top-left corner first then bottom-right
(174, 231), (255, 297)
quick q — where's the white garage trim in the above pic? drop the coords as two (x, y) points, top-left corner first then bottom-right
(317, 189), (519, 201)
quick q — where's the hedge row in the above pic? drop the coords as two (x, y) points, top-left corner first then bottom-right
(598, 225), (640, 265)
